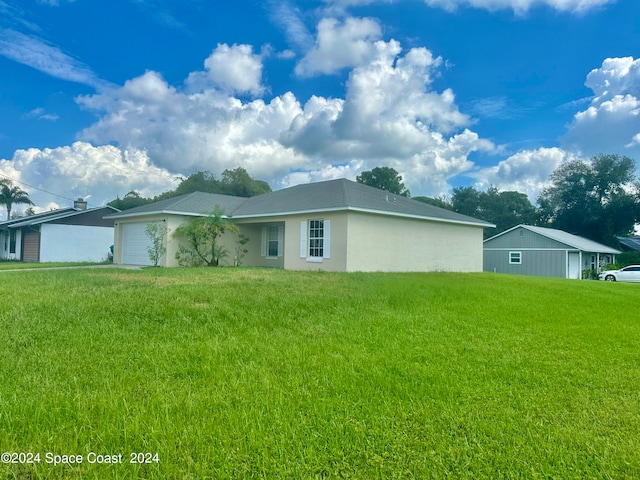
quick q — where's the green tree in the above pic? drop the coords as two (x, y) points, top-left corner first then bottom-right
(220, 167), (272, 197)
(537, 154), (640, 245)
(412, 195), (452, 210)
(108, 168), (271, 209)
(450, 186), (537, 238)
(356, 167), (410, 197)
(0, 179), (33, 220)
(108, 191), (153, 211)
(451, 186), (482, 218)
(173, 208), (240, 267)
(483, 187), (537, 235)
(145, 223), (168, 267)
(171, 171), (221, 197)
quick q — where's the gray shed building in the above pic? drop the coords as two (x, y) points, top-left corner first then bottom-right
(483, 225), (620, 279)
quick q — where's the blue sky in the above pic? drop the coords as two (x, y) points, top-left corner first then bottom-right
(0, 0), (638, 214)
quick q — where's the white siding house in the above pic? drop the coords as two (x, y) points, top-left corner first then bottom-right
(0, 205), (117, 263)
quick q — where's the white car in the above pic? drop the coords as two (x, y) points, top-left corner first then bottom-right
(598, 265), (640, 282)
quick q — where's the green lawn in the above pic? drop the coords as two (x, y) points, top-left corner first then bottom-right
(0, 268), (638, 479)
(0, 261), (107, 270)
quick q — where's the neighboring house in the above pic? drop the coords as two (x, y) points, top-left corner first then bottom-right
(0, 200), (118, 262)
(484, 224), (621, 279)
(106, 178), (495, 272)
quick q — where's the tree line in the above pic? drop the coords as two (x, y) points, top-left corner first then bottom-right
(356, 155), (640, 249)
(5, 154), (638, 253)
(108, 167), (272, 210)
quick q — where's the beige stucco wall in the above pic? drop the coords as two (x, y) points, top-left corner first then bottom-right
(344, 212), (485, 272)
(114, 210), (485, 272)
(235, 223), (285, 268)
(114, 214), (239, 267)
(114, 215), (173, 267)
(287, 212), (348, 272)
(235, 212), (349, 271)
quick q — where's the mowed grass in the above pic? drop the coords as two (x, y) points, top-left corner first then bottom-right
(0, 268), (639, 479)
(0, 261), (105, 270)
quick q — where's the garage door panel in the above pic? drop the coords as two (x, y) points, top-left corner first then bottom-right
(122, 223), (154, 266)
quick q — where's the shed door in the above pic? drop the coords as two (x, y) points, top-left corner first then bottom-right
(22, 230), (40, 262)
(567, 252), (581, 279)
(121, 223), (154, 266)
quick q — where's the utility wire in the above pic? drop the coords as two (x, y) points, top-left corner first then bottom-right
(0, 173), (90, 207)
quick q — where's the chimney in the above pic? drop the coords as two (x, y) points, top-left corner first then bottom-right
(74, 198), (87, 210)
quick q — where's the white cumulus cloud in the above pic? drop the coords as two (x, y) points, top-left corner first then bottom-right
(0, 22), (495, 204)
(186, 43), (265, 95)
(470, 147), (577, 201)
(295, 17), (383, 77)
(561, 57), (640, 159)
(0, 142), (177, 215)
(284, 38), (492, 194)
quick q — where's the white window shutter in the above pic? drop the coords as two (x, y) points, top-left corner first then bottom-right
(323, 220), (331, 259)
(277, 226), (284, 257)
(261, 227), (267, 257)
(300, 221), (307, 258)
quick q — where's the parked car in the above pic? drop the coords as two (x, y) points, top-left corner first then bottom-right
(598, 265), (640, 282)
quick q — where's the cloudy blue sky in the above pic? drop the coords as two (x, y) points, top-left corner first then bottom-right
(0, 0), (638, 214)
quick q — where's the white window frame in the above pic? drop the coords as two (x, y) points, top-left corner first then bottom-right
(509, 251), (522, 265)
(261, 225), (283, 259)
(300, 219), (330, 262)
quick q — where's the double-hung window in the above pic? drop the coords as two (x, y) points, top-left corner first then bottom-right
(261, 225), (283, 258)
(300, 219), (330, 262)
(309, 220), (324, 258)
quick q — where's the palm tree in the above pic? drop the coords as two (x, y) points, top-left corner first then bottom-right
(0, 179), (34, 220)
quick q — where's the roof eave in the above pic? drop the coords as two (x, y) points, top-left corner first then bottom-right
(232, 206), (494, 228)
(105, 209), (230, 220)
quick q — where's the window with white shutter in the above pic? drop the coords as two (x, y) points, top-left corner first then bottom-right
(303, 219), (330, 262)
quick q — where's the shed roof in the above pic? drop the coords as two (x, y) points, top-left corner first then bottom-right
(485, 224), (621, 254)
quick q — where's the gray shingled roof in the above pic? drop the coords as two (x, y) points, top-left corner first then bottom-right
(0, 208), (77, 229)
(106, 179), (493, 227)
(231, 178), (493, 226)
(9, 206), (118, 227)
(486, 224), (621, 254)
(617, 236), (640, 252)
(105, 192), (249, 219)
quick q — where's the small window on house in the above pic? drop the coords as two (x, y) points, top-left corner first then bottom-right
(9, 230), (16, 254)
(261, 225), (282, 258)
(509, 251), (522, 264)
(267, 226), (279, 257)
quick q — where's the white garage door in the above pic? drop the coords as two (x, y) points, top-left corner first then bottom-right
(122, 223), (154, 266)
